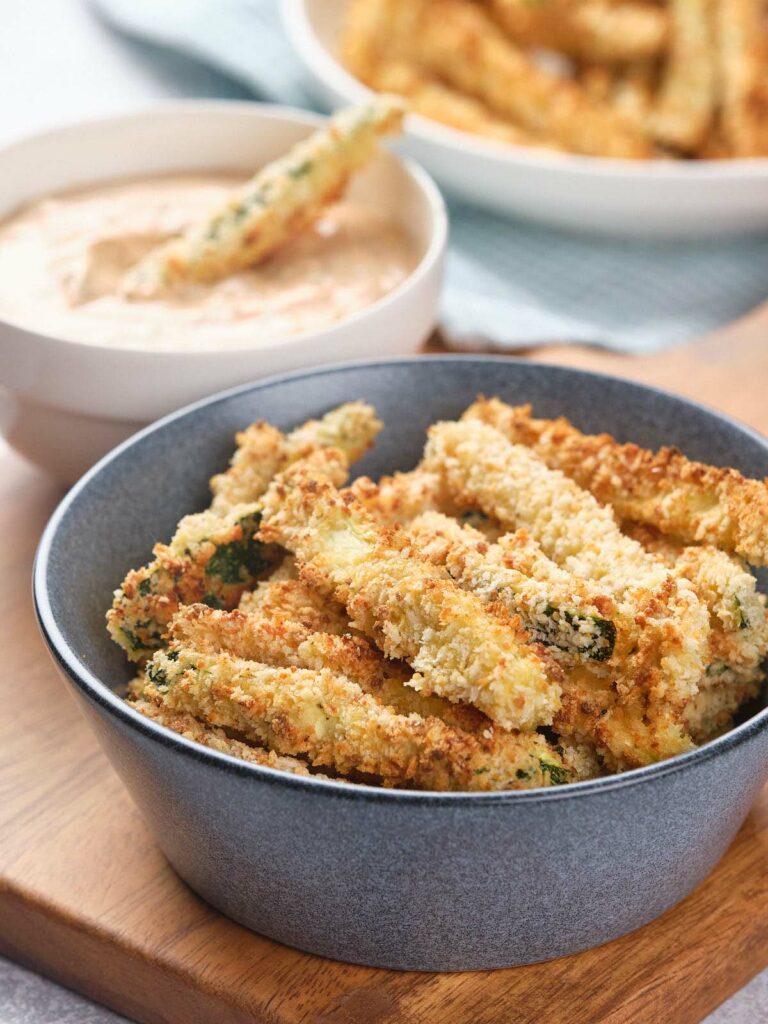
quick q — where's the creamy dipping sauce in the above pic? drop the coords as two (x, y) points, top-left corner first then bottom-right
(0, 174), (418, 351)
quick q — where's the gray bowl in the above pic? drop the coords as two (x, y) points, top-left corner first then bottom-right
(34, 357), (768, 972)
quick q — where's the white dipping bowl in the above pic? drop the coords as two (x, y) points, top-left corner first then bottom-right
(0, 103), (446, 482)
(283, 0), (768, 239)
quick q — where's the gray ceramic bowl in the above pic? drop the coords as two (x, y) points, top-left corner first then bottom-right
(34, 357), (768, 972)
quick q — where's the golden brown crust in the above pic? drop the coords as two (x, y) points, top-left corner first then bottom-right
(466, 397), (768, 566)
(259, 454), (562, 731)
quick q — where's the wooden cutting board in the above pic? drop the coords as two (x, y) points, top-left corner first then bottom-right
(2, 306), (768, 1024)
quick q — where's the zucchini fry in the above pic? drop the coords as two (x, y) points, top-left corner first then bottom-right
(407, 511), (617, 663)
(210, 401), (381, 513)
(423, 419), (709, 708)
(239, 575), (353, 635)
(467, 398), (768, 567)
(398, 0), (653, 158)
(107, 504), (281, 661)
(491, 0), (669, 64)
(130, 693), (327, 777)
(147, 648), (570, 790)
(169, 603), (488, 735)
(124, 97), (405, 295)
(716, 0), (768, 156)
(649, 0), (717, 153)
(259, 454), (562, 731)
(369, 59), (560, 149)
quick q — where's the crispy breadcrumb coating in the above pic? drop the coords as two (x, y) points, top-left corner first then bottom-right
(107, 504), (281, 661)
(407, 511), (617, 663)
(124, 97), (405, 294)
(147, 647), (569, 790)
(169, 603), (488, 735)
(259, 452), (562, 730)
(210, 401), (381, 514)
(424, 419), (709, 710)
(130, 691), (327, 777)
(467, 398), (768, 567)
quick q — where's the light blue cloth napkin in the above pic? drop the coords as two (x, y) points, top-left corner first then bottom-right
(92, 0), (768, 353)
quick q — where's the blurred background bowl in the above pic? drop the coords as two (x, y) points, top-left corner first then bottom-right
(283, 0), (768, 239)
(0, 102), (446, 482)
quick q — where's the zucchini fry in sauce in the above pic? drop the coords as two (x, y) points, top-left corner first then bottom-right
(146, 647), (569, 790)
(466, 398), (768, 567)
(259, 453), (562, 731)
(423, 419), (709, 708)
(124, 97), (405, 295)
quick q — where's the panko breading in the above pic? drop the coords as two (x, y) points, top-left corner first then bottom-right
(395, 0), (653, 158)
(407, 511), (618, 663)
(259, 453), (562, 731)
(147, 648), (569, 790)
(424, 419), (709, 709)
(491, 0), (669, 65)
(124, 97), (405, 294)
(107, 504), (281, 661)
(130, 692), (327, 777)
(467, 398), (768, 567)
(109, 399), (765, 790)
(170, 604), (491, 735)
(346, 469), (457, 525)
(210, 401), (381, 514)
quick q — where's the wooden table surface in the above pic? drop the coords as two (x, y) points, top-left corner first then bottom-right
(2, 310), (768, 1024)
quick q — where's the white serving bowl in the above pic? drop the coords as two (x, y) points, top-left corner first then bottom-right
(283, 0), (768, 239)
(0, 102), (446, 482)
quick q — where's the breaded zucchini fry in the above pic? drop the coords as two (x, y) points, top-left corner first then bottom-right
(398, 0), (653, 157)
(468, 398), (768, 567)
(716, 0), (768, 156)
(491, 0), (669, 64)
(107, 504), (281, 661)
(623, 521), (768, 681)
(407, 511), (617, 663)
(259, 454), (562, 730)
(649, 0), (716, 152)
(130, 693), (327, 776)
(169, 603), (488, 735)
(369, 59), (559, 149)
(124, 97), (405, 295)
(147, 648), (570, 790)
(424, 419), (709, 708)
(210, 401), (381, 513)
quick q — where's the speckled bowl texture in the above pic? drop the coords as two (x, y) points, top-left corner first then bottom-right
(34, 357), (768, 972)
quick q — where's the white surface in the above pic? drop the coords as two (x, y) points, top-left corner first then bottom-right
(0, 2), (764, 1021)
(284, 0), (768, 239)
(0, 105), (445, 480)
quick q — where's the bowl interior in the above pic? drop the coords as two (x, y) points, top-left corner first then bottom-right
(39, 357), (768, 709)
(0, 103), (437, 260)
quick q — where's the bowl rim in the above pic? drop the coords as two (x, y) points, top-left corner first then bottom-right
(33, 354), (768, 806)
(282, 0), (768, 180)
(0, 99), (447, 357)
